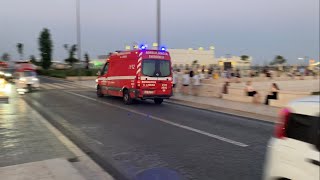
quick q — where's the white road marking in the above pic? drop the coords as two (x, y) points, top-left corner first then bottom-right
(93, 140), (104, 145)
(51, 83), (72, 88)
(40, 82), (88, 90)
(65, 91), (249, 147)
(40, 83), (56, 89)
(49, 83), (66, 89)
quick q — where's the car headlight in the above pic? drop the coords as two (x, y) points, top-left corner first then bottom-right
(4, 73), (12, 77)
(32, 78), (38, 81)
(19, 78), (26, 81)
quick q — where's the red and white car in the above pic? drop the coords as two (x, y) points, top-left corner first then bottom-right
(264, 96), (320, 180)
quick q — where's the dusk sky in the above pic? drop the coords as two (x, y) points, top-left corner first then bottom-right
(0, 0), (319, 64)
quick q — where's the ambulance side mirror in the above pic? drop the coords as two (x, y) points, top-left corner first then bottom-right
(96, 71), (101, 76)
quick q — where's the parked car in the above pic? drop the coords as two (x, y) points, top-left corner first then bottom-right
(264, 96), (320, 180)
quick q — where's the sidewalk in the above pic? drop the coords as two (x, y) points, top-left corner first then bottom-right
(168, 93), (280, 122)
(0, 87), (113, 180)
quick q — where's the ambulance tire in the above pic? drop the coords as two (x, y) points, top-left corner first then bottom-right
(154, 98), (163, 105)
(123, 89), (133, 105)
(97, 86), (104, 97)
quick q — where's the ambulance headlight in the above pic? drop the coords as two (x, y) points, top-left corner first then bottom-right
(19, 77), (26, 81)
(0, 71), (4, 75)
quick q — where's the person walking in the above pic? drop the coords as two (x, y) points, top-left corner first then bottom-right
(181, 71), (190, 95)
(192, 72), (201, 96)
(200, 69), (206, 80)
(265, 83), (280, 105)
(235, 69), (241, 83)
(172, 70), (178, 94)
(222, 81), (230, 95)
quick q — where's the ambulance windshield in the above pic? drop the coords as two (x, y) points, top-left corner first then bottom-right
(142, 59), (170, 77)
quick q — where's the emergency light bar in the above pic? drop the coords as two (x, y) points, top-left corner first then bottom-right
(139, 44), (147, 50)
(160, 46), (166, 51)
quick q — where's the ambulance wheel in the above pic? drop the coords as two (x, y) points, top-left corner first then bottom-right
(123, 90), (132, 105)
(97, 86), (104, 97)
(154, 98), (163, 104)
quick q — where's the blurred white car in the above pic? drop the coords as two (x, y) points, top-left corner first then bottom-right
(264, 96), (320, 180)
(15, 71), (40, 92)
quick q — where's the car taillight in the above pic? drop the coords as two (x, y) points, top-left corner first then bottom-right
(274, 108), (291, 139)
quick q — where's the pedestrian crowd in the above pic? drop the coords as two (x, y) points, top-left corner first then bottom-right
(171, 66), (317, 105)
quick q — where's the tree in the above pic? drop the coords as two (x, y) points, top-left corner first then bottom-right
(270, 55), (286, 65)
(84, 53), (90, 69)
(240, 55), (249, 61)
(1, 53), (10, 61)
(39, 28), (53, 69)
(16, 43), (24, 60)
(64, 44), (78, 66)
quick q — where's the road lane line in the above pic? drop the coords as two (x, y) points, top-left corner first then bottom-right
(40, 83), (56, 89)
(50, 83), (66, 89)
(65, 91), (249, 148)
(93, 140), (104, 145)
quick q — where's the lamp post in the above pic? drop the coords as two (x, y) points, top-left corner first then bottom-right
(76, 0), (81, 80)
(156, 0), (161, 49)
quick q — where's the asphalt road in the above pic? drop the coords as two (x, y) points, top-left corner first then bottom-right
(23, 77), (274, 180)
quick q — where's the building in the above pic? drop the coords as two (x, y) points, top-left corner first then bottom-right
(215, 56), (252, 70)
(168, 48), (215, 67)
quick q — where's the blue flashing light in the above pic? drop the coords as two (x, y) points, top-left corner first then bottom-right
(160, 46), (166, 51)
(139, 44), (147, 50)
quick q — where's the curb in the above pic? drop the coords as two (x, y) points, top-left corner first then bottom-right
(166, 98), (277, 124)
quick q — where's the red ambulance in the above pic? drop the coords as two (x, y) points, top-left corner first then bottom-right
(96, 48), (173, 104)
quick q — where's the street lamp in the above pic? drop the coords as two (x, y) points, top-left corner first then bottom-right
(298, 57), (308, 66)
(76, 0), (81, 80)
(156, 0), (161, 49)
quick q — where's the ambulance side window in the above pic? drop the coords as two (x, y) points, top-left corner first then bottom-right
(101, 63), (109, 75)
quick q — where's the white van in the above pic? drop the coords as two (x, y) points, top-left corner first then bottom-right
(15, 71), (40, 92)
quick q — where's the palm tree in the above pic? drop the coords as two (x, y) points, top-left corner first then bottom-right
(240, 55), (249, 61)
(63, 44), (78, 66)
(270, 55), (286, 65)
(16, 43), (24, 60)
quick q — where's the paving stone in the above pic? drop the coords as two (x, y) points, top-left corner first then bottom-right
(0, 94), (75, 167)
